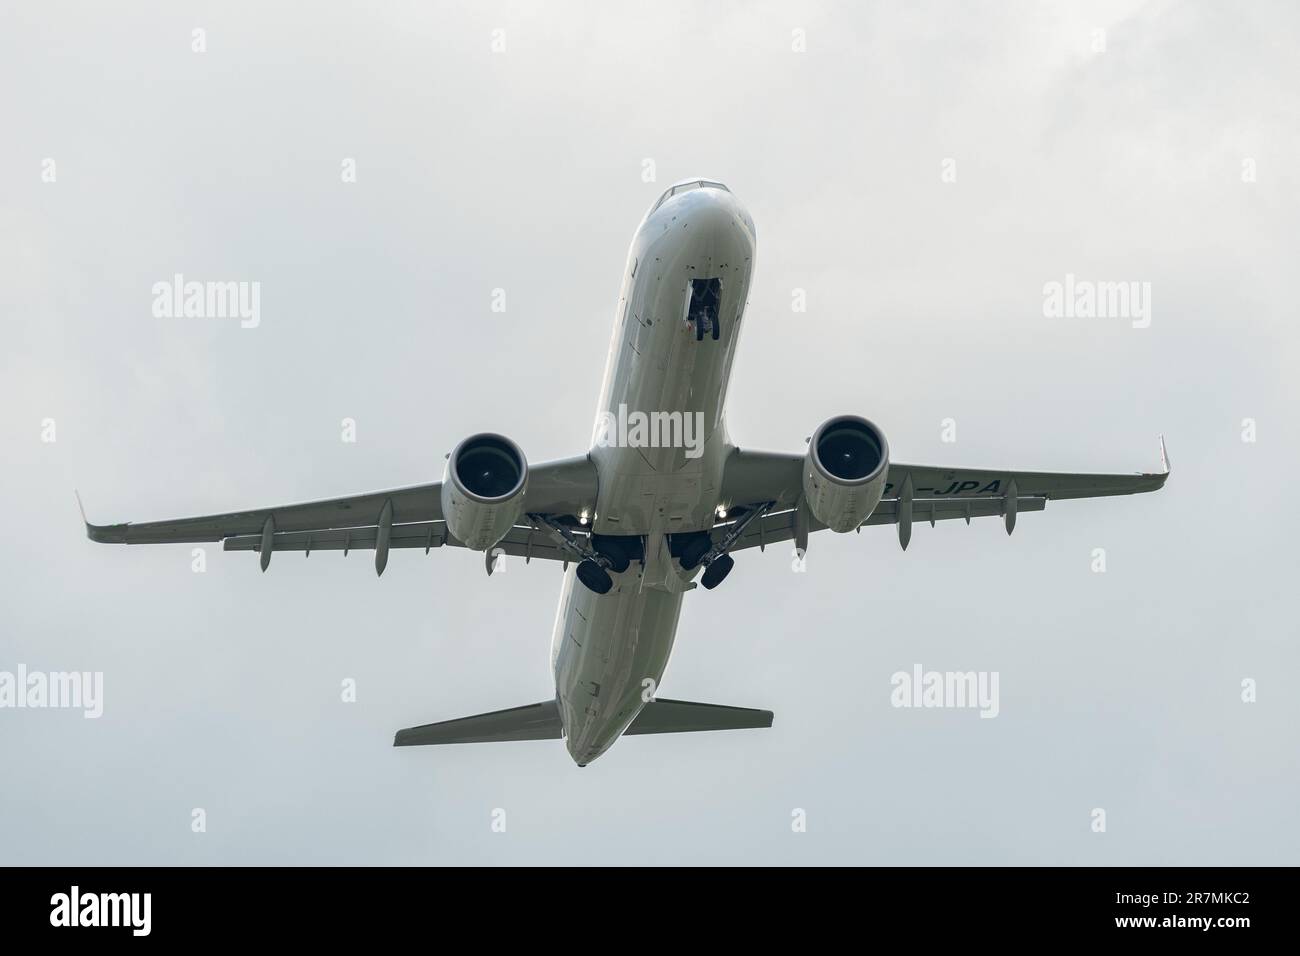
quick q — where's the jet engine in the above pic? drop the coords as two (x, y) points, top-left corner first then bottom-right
(441, 433), (528, 550)
(802, 416), (889, 532)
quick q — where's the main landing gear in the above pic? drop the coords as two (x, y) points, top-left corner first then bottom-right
(677, 536), (732, 590)
(700, 553), (734, 590)
(575, 535), (635, 595)
(536, 504), (774, 596)
(528, 514), (642, 595)
(576, 560), (613, 595)
(676, 534), (712, 571)
(672, 502), (774, 591)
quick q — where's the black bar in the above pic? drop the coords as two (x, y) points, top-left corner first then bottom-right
(0, 867), (1278, 942)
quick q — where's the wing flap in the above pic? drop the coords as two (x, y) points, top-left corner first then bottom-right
(723, 496), (1047, 553)
(223, 521), (573, 562)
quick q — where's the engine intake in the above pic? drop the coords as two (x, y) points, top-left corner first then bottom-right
(441, 433), (528, 550)
(803, 416), (889, 532)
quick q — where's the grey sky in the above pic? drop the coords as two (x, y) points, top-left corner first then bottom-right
(2, 0), (1297, 864)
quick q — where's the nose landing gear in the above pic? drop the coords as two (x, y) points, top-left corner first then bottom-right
(687, 278), (722, 342)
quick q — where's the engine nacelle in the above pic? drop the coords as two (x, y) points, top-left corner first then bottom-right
(802, 416), (890, 532)
(441, 433), (528, 551)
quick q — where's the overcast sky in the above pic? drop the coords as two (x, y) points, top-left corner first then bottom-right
(2, 0), (1297, 864)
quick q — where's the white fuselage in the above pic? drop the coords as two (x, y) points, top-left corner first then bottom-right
(550, 182), (757, 765)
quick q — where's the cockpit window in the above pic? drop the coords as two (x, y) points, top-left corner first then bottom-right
(651, 179), (730, 213)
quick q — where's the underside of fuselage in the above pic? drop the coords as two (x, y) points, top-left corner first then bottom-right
(552, 179), (757, 765)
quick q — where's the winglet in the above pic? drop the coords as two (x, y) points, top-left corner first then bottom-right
(77, 492), (130, 543)
(1158, 435), (1170, 475)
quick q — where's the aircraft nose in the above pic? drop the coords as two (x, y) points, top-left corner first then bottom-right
(648, 179), (755, 241)
(690, 191), (738, 232)
(654, 186), (755, 261)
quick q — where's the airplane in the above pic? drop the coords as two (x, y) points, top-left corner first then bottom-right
(83, 178), (1170, 766)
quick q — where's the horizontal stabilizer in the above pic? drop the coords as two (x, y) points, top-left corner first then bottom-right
(625, 698), (773, 735)
(394, 701), (561, 746)
(393, 698), (773, 747)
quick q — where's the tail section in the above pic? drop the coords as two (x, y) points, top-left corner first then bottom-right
(393, 698), (772, 748)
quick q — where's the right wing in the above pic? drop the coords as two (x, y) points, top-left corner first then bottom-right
(82, 455), (598, 568)
(718, 438), (1169, 552)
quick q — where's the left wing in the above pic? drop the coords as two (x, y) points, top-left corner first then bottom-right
(83, 482), (442, 545)
(222, 521), (573, 563)
(82, 455), (599, 571)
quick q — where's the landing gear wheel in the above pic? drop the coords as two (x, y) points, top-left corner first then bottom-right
(576, 560), (613, 594)
(694, 316), (705, 341)
(678, 537), (712, 571)
(700, 553), (734, 590)
(595, 540), (631, 574)
(711, 316), (721, 341)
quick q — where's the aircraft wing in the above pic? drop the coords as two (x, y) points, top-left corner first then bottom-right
(83, 482), (441, 545)
(878, 456), (1169, 502)
(82, 455), (599, 569)
(717, 438), (1169, 551)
